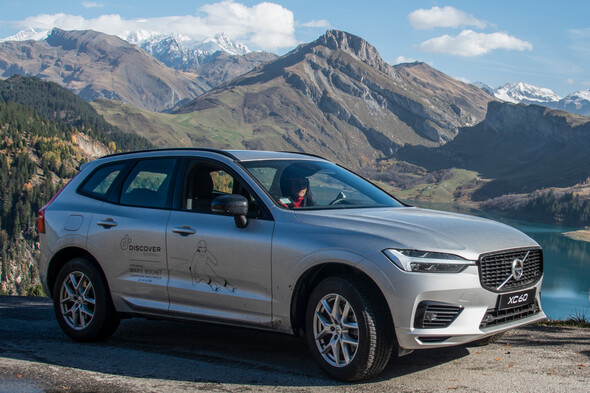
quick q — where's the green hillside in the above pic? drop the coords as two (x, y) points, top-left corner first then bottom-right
(91, 98), (250, 149)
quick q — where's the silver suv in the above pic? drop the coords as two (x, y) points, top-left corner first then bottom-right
(38, 149), (545, 381)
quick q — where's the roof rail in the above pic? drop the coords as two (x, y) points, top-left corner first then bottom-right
(278, 150), (327, 160)
(102, 147), (239, 160)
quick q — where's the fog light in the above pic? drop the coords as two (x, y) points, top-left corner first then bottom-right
(414, 301), (463, 328)
(424, 312), (438, 322)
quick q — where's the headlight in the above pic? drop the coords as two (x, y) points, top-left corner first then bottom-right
(383, 249), (475, 273)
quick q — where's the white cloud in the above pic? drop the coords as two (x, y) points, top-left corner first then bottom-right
(82, 2), (104, 8)
(418, 30), (532, 57)
(565, 78), (575, 84)
(299, 19), (330, 28)
(455, 76), (470, 83)
(408, 6), (486, 30)
(14, 1), (296, 50)
(393, 55), (417, 64)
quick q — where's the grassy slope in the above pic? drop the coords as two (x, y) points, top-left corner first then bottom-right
(92, 98), (250, 149)
(395, 168), (481, 203)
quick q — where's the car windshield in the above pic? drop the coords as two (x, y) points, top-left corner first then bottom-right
(241, 159), (404, 210)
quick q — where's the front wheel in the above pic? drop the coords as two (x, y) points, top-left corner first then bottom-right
(305, 276), (394, 381)
(53, 258), (120, 342)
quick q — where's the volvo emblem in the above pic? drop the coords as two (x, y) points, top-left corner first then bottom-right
(512, 258), (524, 281)
(497, 251), (530, 290)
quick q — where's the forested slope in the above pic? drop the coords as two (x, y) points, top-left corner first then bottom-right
(0, 76), (151, 295)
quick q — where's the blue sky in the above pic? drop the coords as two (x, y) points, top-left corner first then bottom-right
(1, 0), (589, 97)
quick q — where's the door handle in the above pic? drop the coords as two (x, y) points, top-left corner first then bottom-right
(172, 226), (196, 235)
(97, 218), (117, 228)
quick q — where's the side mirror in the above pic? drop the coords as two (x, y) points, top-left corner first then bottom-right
(211, 194), (249, 228)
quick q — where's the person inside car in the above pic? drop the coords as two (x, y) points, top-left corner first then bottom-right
(279, 165), (315, 208)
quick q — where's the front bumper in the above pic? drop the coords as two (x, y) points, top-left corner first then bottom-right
(367, 259), (545, 350)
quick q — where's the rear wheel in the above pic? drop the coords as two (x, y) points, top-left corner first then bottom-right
(305, 276), (394, 381)
(53, 258), (120, 341)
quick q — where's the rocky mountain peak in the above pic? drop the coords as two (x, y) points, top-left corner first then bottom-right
(314, 30), (389, 74)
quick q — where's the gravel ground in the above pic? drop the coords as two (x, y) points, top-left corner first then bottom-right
(0, 296), (588, 393)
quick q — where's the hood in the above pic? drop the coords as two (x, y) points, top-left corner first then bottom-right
(293, 207), (538, 260)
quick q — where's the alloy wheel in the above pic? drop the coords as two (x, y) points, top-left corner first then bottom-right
(59, 271), (96, 330)
(312, 293), (359, 367)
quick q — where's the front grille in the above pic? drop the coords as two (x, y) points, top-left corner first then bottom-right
(414, 302), (463, 328)
(479, 301), (540, 328)
(478, 248), (543, 293)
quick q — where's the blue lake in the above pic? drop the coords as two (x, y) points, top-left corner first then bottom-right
(512, 220), (590, 320)
(410, 202), (590, 320)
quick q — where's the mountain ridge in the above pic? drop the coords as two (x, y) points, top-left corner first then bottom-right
(0, 28), (275, 111)
(173, 30), (493, 168)
(0, 28), (209, 111)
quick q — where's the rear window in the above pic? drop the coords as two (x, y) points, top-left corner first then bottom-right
(78, 163), (126, 200)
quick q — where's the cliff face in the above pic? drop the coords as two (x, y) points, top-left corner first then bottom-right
(176, 30), (493, 169)
(484, 101), (590, 141)
(398, 101), (590, 199)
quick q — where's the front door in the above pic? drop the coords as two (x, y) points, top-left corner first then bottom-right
(166, 161), (274, 325)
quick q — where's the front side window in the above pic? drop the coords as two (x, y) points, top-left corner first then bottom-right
(183, 161), (261, 217)
(119, 159), (176, 208)
(242, 159), (403, 210)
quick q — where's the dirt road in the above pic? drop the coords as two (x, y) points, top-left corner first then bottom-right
(0, 296), (588, 392)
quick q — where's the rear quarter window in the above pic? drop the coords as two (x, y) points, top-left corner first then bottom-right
(78, 163), (126, 200)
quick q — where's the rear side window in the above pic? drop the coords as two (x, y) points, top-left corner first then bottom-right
(79, 163), (126, 200)
(119, 159), (176, 208)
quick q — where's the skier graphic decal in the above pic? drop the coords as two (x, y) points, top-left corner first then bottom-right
(189, 240), (236, 292)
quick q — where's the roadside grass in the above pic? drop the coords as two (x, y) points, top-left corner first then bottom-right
(539, 308), (590, 328)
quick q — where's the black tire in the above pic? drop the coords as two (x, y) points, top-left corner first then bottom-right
(305, 276), (394, 381)
(466, 332), (505, 347)
(52, 257), (120, 342)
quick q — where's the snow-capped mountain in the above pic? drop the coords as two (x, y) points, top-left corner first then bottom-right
(0, 27), (49, 42)
(119, 31), (250, 71)
(492, 82), (562, 104)
(473, 81), (590, 116)
(121, 31), (248, 56)
(550, 90), (590, 116)
(124, 32), (210, 71)
(133, 33), (250, 71)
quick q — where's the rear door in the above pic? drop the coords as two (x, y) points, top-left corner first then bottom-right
(86, 158), (178, 313)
